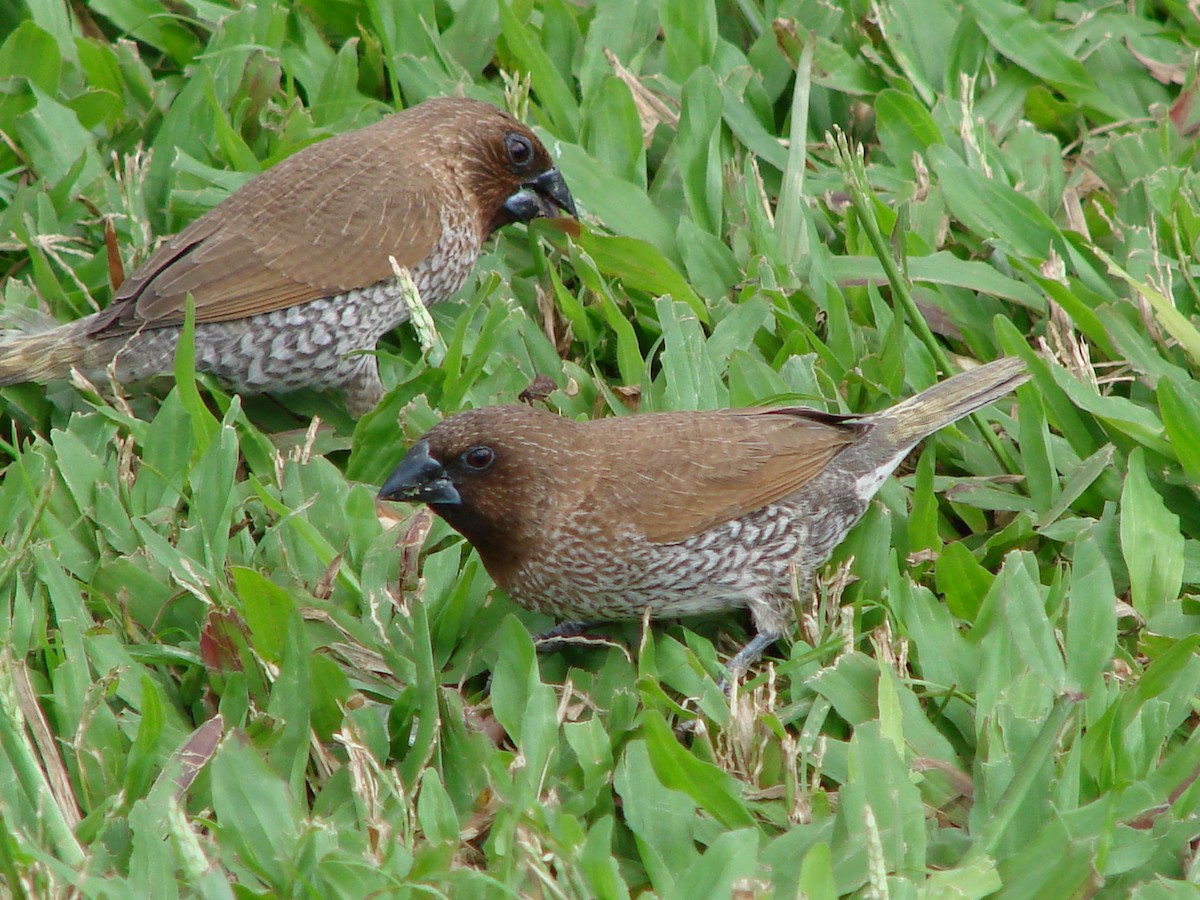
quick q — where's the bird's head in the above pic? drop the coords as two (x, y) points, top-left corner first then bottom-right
(411, 98), (577, 237)
(379, 404), (578, 573)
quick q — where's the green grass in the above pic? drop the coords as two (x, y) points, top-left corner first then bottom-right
(3, 0), (1200, 895)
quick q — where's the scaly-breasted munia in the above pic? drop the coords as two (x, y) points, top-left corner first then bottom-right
(0, 97), (576, 415)
(379, 358), (1027, 681)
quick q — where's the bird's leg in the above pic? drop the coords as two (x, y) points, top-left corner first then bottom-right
(719, 630), (784, 695)
(718, 589), (799, 694)
(531, 620), (605, 651)
(340, 356), (385, 418)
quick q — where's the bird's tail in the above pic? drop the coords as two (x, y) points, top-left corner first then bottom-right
(877, 357), (1028, 448)
(0, 318), (90, 386)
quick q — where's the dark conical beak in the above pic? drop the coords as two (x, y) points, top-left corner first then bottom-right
(503, 167), (578, 222)
(378, 440), (461, 506)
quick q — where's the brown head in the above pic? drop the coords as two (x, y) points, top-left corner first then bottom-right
(88, 97), (576, 335)
(408, 98), (578, 235)
(378, 405), (582, 575)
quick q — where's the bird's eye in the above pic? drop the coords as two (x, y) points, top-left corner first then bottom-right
(505, 133), (534, 168)
(462, 446), (495, 471)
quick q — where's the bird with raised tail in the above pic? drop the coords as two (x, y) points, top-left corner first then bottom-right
(379, 357), (1028, 684)
(0, 97), (576, 415)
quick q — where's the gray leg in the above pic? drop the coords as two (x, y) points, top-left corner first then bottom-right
(719, 630), (784, 695)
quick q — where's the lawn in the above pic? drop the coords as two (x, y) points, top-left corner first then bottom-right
(2, 0), (1200, 896)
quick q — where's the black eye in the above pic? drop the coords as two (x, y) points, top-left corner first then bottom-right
(462, 446), (495, 471)
(505, 133), (534, 168)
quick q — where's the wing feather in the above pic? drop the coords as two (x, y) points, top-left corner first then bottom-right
(90, 120), (441, 335)
(586, 408), (865, 544)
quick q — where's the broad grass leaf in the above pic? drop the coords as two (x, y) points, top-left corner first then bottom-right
(963, 0), (1093, 93)
(86, 0), (201, 65)
(273, 619), (319, 796)
(718, 77), (788, 171)
(211, 739), (298, 889)
(659, 0), (716, 84)
(49, 426), (104, 515)
(126, 801), (182, 900)
(416, 769), (459, 845)
(583, 76), (645, 188)
(993, 813), (1105, 900)
(671, 829), (760, 900)
(997, 552), (1065, 691)
(878, 0), (961, 99)
(875, 90), (944, 178)
(441, 0), (503, 75)
(675, 67), (724, 236)
(489, 615), (540, 743)
(573, 230), (707, 321)
(614, 738), (698, 892)
(1037, 443), (1113, 530)
(16, 86), (104, 188)
(230, 567), (292, 665)
(172, 299), (220, 453)
(641, 711), (756, 831)
(929, 145), (1069, 261)
(908, 444), (940, 556)
(838, 722), (927, 884)
(797, 842), (837, 900)
(809, 652), (879, 727)
(655, 296), (723, 410)
(499, 2), (580, 138)
(1018, 387), (1059, 515)
(1158, 376), (1200, 483)
(993, 317), (1106, 457)
(935, 540), (995, 623)
(677, 217), (740, 300)
(186, 423), (239, 569)
(1065, 536), (1117, 696)
(553, 142), (681, 261)
(1097, 248), (1200, 367)
(580, 816), (631, 900)
(0, 22), (60, 97)
(1120, 448), (1183, 618)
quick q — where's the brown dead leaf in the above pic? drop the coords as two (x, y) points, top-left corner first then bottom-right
(612, 384), (641, 411)
(604, 48), (678, 146)
(399, 507), (434, 594)
(1170, 80), (1200, 139)
(314, 551), (342, 601)
(104, 217), (125, 291)
(167, 714), (225, 799)
(8, 652), (82, 826)
(1125, 39), (1188, 85)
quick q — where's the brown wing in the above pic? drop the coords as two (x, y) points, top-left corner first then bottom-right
(90, 120), (441, 335)
(588, 408), (866, 544)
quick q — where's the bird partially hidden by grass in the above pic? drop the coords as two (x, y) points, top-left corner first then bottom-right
(379, 357), (1028, 687)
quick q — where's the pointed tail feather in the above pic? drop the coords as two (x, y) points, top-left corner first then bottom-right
(0, 321), (90, 386)
(878, 357), (1028, 448)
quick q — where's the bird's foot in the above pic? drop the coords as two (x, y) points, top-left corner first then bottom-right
(719, 630), (783, 697)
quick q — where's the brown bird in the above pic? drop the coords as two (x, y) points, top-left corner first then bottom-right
(0, 97), (576, 415)
(379, 358), (1027, 682)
